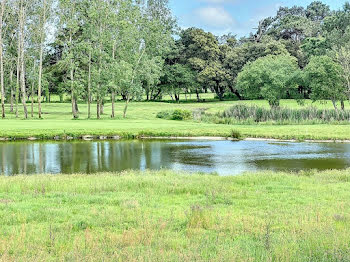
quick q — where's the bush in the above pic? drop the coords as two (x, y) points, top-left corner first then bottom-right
(172, 109), (192, 120)
(230, 130), (241, 139)
(209, 104), (350, 124)
(157, 109), (192, 121)
(156, 111), (172, 119)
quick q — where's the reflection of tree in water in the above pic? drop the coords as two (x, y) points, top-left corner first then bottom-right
(167, 144), (214, 167)
(253, 158), (350, 172)
(1, 141), (349, 176)
(246, 143), (350, 172)
(0, 141), (215, 175)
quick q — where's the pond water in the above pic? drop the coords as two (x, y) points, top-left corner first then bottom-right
(0, 140), (350, 176)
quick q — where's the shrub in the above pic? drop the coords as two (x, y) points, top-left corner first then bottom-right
(230, 130), (241, 139)
(171, 109), (192, 120)
(157, 109), (192, 121)
(156, 111), (172, 119)
(211, 104), (350, 124)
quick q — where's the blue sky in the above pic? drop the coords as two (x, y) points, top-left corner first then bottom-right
(169, 0), (348, 37)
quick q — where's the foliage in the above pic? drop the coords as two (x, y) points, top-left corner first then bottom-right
(213, 104), (350, 124)
(236, 55), (300, 107)
(304, 56), (346, 109)
(157, 109), (192, 121)
(1, 0), (350, 120)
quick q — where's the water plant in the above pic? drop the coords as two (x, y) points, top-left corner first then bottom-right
(211, 104), (350, 124)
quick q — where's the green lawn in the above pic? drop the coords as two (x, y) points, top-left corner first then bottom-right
(0, 169), (350, 261)
(0, 99), (350, 140)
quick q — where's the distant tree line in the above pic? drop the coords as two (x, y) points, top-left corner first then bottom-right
(0, 0), (350, 120)
(169, 1), (350, 109)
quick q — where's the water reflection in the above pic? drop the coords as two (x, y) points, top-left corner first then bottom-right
(0, 140), (350, 176)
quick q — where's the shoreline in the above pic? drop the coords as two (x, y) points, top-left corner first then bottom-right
(1, 134), (350, 143)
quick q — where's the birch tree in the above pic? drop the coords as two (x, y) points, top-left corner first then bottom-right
(37, 0), (50, 118)
(19, 0), (28, 118)
(0, 0), (6, 118)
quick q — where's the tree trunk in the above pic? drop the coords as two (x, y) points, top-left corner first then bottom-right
(152, 89), (161, 100)
(0, 0), (5, 118)
(10, 70), (13, 113)
(123, 95), (130, 118)
(15, 36), (20, 118)
(20, 2), (27, 119)
(100, 100), (104, 115)
(175, 93), (180, 103)
(31, 81), (34, 118)
(122, 48), (146, 119)
(71, 69), (78, 119)
(87, 49), (91, 119)
(31, 59), (35, 118)
(196, 89), (200, 102)
(229, 87), (242, 100)
(341, 100), (345, 110)
(96, 99), (100, 119)
(37, 0), (46, 119)
(111, 91), (115, 118)
(332, 100), (338, 110)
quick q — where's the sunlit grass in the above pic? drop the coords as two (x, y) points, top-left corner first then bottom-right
(0, 99), (349, 140)
(0, 169), (349, 261)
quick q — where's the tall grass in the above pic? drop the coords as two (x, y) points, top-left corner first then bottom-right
(1, 169), (350, 261)
(208, 104), (350, 124)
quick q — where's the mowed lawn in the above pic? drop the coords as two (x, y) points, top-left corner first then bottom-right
(0, 170), (350, 261)
(0, 99), (350, 140)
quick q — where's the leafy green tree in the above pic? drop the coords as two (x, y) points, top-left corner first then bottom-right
(323, 3), (350, 48)
(335, 47), (350, 103)
(236, 55), (299, 107)
(57, 0), (84, 118)
(0, 0), (6, 118)
(162, 64), (196, 102)
(304, 56), (346, 109)
(224, 37), (289, 98)
(179, 28), (225, 99)
(301, 37), (330, 60)
(306, 1), (331, 22)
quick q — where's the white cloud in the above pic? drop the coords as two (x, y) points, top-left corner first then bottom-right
(197, 0), (240, 3)
(194, 6), (235, 28)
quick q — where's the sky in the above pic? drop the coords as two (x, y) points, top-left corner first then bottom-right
(169, 0), (348, 37)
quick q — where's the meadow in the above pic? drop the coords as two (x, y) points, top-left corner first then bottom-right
(0, 169), (349, 261)
(1, 97), (350, 141)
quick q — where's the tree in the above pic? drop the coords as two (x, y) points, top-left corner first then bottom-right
(57, 0), (83, 119)
(236, 55), (299, 107)
(323, 3), (350, 48)
(301, 37), (330, 60)
(304, 56), (346, 109)
(18, 0), (28, 119)
(179, 28), (225, 99)
(306, 1), (331, 22)
(0, 0), (6, 118)
(162, 64), (196, 102)
(37, 0), (50, 118)
(335, 47), (350, 104)
(224, 37), (289, 98)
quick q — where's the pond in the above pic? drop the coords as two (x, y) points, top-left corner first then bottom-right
(0, 140), (350, 176)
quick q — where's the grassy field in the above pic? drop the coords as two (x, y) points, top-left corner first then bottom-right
(0, 99), (350, 140)
(0, 169), (349, 261)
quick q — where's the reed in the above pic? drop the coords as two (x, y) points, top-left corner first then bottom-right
(209, 104), (350, 124)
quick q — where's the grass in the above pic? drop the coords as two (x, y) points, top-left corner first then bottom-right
(0, 99), (350, 140)
(0, 169), (350, 261)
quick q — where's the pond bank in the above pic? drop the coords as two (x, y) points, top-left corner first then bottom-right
(1, 134), (350, 143)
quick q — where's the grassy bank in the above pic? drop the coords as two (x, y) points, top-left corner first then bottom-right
(0, 169), (350, 261)
(0, 100), (349, 140)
